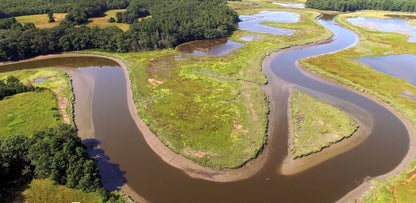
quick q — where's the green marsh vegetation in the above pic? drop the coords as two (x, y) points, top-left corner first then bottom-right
(86, 1), (333, 168)
(299, 10), (416, 202)
(289, 91), (358, 159)
(0, 69), (74, 138)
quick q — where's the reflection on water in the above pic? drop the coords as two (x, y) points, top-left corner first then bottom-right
(399, 90), (416, 102)
(240, 34), (263, 41)
(359, 54), (416, 86)
(34, 77), (49, 84)
(239, 11), (300, 35)
(176, 38), (243, 56)
(0, 56), (120, 73)
(347, 17), (416, 42)
(273, 2), (305, 8)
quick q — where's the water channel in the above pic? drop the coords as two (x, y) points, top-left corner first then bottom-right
(0, 16), (411, 202)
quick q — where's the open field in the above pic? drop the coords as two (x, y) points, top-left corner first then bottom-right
(0, 69), (74, 137)
(289, 91), (358, 159)
(0, 91), (60, 138)
(88, 9), (129, 31)
(85, 2), (332, 169)
(18, 179), (103, 203)
(300, 10), (416, 202)
(16, 13), (66, 28)
(15, 10), (129, 31)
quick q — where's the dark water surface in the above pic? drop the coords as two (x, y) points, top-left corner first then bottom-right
(360, 54), (416, 86)
(176, 38), (243, 56)
(0, 16), (410, 203)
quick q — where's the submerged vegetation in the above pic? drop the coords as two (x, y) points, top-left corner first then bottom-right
(300, 10), (416, 202)
(289, 91), (358, 159)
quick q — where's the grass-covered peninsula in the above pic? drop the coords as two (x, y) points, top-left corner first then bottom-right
(300, 10), (416, 202)
(86, 1), (332, 169)
(289, 91), (358, 159)
(0, 69), (131, 202)
(0, 68), (73, 137)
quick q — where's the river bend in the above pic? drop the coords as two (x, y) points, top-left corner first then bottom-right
(0, 16), (411, 202)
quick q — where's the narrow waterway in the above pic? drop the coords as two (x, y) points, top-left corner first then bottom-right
(0, 16), (411, 202)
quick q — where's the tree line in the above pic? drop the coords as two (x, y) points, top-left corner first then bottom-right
(0, 0), (131, 19)
(0, 125), (109, 201)
(0, 0), (239, 62)
(306, 0), (416, 12)
(0, 76), (37, 100)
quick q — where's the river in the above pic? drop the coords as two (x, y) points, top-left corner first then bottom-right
(0, 16), (412, 202)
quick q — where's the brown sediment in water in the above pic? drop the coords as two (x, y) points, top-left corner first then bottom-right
(0, 53), (270, 189)
(292, 54), (416, 202)
(261, 38), (416, 201)
(261, 45), (372, 176)
(99, 54), (271, 183)
(2, 29), (415, 202)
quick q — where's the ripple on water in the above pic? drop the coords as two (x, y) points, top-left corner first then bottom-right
(347, 17), (416, 42)
(239, 11), (300, 35)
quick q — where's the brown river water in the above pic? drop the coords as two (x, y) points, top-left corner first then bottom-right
(0, 16), (411, 202)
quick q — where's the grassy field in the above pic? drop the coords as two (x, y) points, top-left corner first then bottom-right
(299, 10), (416, 202)
(16, 13), (66, 28)
(85, 1), (332, 168)
(289, 91), (358, 158)
(0, 91), (60, 138)
(15, 10), (129, 31)
(18, 179), (103, 203)
(0, 69), (74, 137)
(88, 9), (129, 31)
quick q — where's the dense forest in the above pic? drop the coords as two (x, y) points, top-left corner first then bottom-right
(0, 0), (131, 19)
(0, 125), (109, 201)
(306, 0), (416, 12)
(0, 0), (239, 62)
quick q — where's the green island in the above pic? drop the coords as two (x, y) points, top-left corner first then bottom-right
(301, 10), (416, 203)
(289, 91), (358, 159)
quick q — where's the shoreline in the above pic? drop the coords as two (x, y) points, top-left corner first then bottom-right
(107, 53), (272, 182)
(261, 23), (416, 201)
(281, 87), (372, 175)
(1, 21), (414, 201)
